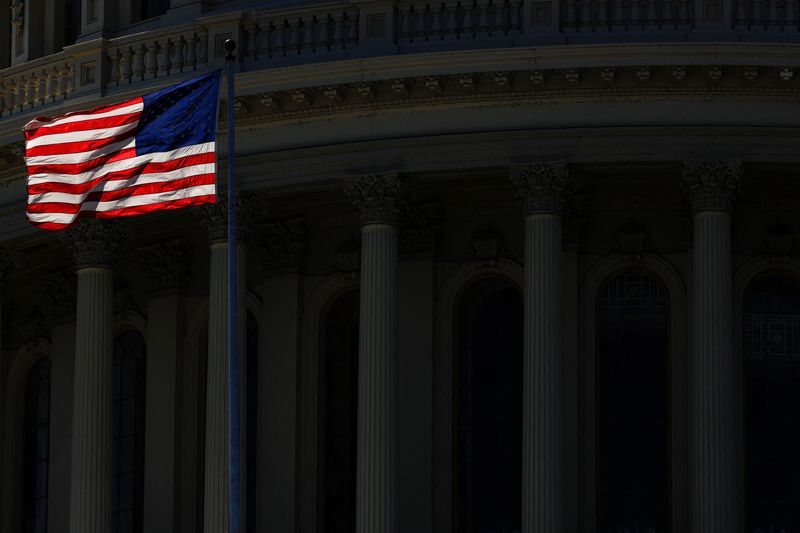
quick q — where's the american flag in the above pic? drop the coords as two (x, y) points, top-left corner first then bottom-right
(24, 70), (221, 230)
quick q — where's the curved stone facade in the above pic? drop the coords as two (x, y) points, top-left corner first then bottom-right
(1, 1), (800, 533)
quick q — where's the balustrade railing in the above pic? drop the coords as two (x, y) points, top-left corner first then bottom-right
(1, 0), (800, 120)
(734, 0), (800, 31)
(396, 0), (523, 43)
(562, 0), (692, 32)
(106, 27), (209, 88)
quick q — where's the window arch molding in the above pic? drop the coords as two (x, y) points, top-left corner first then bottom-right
(578, 253), (687, 532)
(733, 255), (800, 531)
(433, 258), (523, 533)
(1, 337), (51, 533)
(297, 273), (359, 533)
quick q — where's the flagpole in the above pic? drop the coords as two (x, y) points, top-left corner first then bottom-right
(224, 38), (242, 533)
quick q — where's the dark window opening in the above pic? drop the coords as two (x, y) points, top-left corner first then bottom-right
(744, 274), (800, 533)
(112, 330), (146, 533)
(141, 0), (169, 21)
(64, 0), (82, 46)
(318, 290), (359, 533)
(596, 273), (670, 533)
(23, 357), (51, 533)
(455, 277), (523, 533)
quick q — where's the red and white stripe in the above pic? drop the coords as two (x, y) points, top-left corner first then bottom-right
(24, 97), (216, 231)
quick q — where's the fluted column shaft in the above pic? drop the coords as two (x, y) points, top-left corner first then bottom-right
(204, 241), (246, 533)
(357, 223), (398, 533)
(345, 173), (407, 533)
(62, 220), (121, 533)
(524, 213), (562, 532)
(511, 162), (569, 533)
(684, 161), (743, 533)
(70, 266), (113, 533)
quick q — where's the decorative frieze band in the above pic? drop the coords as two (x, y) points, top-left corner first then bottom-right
(682, 160), (743, 211)
(510, 162), (571, 215)
(344, 172), (412, 225)
(60, 219), (125, 268)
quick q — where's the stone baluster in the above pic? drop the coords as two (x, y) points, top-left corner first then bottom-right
(146, 42), (158, 78)
(768, 0), (779, 27)
(157, 40), (170, 76)
(185, 36), (197, 69)
(344, 173), (410, 533)
(60, 220), (124, 533)
(133, 45), (145, 80)
(631, 0), (642, 27)
(173, 38), (185, 73)
(510, 163), (569, 533)
(683, 161), (743, 533)
(580, 0), (593, 29)
(108, 51), (120, 86)
(196, 30), (209, 65)
(646, 0), (658, 27)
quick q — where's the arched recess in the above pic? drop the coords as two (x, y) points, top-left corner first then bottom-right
(734, 257), (800, 533)
(0, 338), (51, 533)
(433, 258), (524, 533)
(181, 290), (263, 532)
(578, 253), (687, 533)
(297, 274), (359, 533)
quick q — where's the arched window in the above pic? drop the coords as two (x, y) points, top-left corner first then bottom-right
(23, 357), (51, 533)
(596, 272), (669, 533)
(318, 290), (359, 533)
(455, 277), (523, 533)
(743, 273), (800, 532)
(112, 329), (146, 533)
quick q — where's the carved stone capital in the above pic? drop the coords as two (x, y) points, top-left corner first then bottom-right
(60, 219), (125, 269)
(257, 218), (307, 274)
(197, 194), (263, 243)
(682, 160), (743, 212)
(510, 162), (571, 215)
(400, 203), (441, 256)
(344, 172), (411, 225)
(139, 239), (189, 293)
(469, 224), (511, 267)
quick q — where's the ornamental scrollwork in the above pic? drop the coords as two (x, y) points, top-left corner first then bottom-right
(344, 172), (412, 225)
(257, 218), (307, 273)
(59, 219), (125, 268)
(682, 160), (743, 211)
(197, 193), (264, 243)
(11, 1), (24, 34)
(509, 161), (571, 215)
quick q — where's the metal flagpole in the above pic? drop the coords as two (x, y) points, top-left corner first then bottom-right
(224, 38), (242, 533)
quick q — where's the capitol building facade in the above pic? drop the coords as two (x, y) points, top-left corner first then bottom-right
(1, 0), (799, 532)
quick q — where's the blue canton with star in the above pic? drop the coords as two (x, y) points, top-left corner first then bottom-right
(136, 70), (221, 155)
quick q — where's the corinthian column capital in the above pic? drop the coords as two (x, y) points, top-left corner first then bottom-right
(60, 220), (125, 269)
(197, 194), (263, 243)
(682, 160), (743, 212)
(510, 162), (571, 215)
(344, 172), (411, 225)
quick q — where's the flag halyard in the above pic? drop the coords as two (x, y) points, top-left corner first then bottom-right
(24, 70), (222, 230)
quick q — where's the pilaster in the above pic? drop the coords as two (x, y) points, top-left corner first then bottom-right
(344, 172), (409, 533)
(683, 160), (743, 533)
(140, 240), (188, 532)
(60, 219), (123, 533)
(510, 161), (570, 533)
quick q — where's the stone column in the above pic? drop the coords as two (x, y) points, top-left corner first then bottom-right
(683, 161), (743, 533)
(510, 162), (569, 533)
(199, 200), (248, 533)
(61, 220), (122, 533)
(344, 173), (408, 533)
